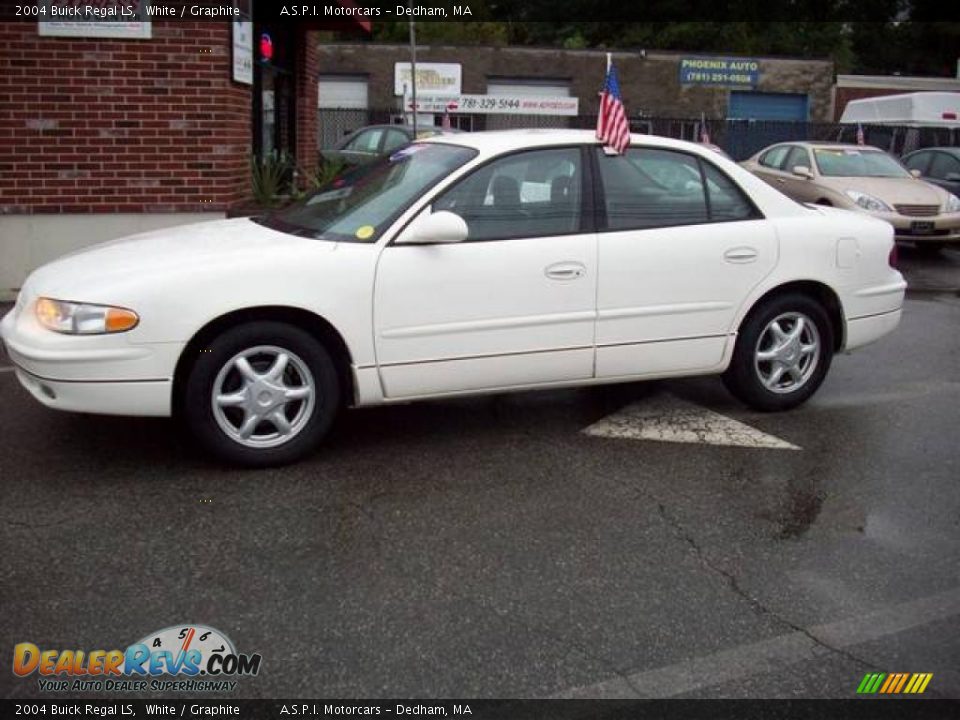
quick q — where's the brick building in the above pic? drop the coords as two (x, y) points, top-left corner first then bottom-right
(0, 12), (368, 300)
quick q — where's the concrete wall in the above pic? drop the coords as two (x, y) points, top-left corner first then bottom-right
(1, 213), (224, 301)
(316, 44), (835, 121)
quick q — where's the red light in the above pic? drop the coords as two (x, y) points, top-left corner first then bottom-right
(259, 33), (273, 62)
(942, 112), (957, 120)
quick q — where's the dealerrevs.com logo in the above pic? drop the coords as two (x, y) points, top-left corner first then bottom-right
(13, 624), (262, 693)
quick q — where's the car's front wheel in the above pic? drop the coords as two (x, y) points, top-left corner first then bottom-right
(182, 322), (340, 466)
(723, 293), (833, 412)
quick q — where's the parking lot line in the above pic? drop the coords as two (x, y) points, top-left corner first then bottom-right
(552, 585), (960, 699)
(582, 392), (801, 450)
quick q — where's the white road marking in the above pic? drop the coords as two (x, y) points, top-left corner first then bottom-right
(552, 585), (960, 698)
(582, 393), (800, 450)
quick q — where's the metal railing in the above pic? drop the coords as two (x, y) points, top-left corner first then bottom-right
(318, 108), (960, 162)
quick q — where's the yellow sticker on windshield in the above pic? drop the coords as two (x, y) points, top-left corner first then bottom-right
(355, 225), (375, 240)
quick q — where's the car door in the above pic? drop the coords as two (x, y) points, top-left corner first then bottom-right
(593, 146), (777, 378)
(778, 146), (820, 203)
(749, 144), (791, 188)
(374, 146), (598, 399)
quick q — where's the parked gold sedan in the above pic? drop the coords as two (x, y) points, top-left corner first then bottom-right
(742, 142), (960, 251)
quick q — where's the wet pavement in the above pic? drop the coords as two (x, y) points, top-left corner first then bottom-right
(0, 252), (958, 700)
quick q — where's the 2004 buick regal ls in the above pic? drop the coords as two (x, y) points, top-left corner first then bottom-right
(1, 130), (907, 466)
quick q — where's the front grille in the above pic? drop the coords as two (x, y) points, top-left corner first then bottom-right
(895, 204), (939, 217)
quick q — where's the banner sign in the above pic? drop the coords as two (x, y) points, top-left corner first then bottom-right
(405, 94), (580, 116)
(679, 57), (760, 87)
(394, 62), (462, 96)
(37, 0), (151, 38)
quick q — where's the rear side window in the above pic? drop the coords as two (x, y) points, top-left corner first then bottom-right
(595, 148), (708, 230)
(595, 148), (759, 230)
(701, 162), (759, 222)
(759, 146), (790, 169)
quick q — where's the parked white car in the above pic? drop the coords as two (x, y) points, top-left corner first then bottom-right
(1, 130), (906, 466)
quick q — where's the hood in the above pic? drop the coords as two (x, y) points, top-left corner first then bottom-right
(24, 218), (334, 302)
(815, 176), (950, 208)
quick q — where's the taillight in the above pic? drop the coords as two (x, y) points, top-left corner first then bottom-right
(888, 243), (898, 268)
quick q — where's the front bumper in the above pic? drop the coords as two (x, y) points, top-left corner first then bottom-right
(1, 301), (179, 417)
(882, 213), (960, 244)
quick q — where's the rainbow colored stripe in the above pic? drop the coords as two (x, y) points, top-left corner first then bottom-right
(857, 672), (933, 694)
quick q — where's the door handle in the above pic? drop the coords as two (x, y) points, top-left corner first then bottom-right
(724, 247), (759, 263)
(545, 261), (586, 280)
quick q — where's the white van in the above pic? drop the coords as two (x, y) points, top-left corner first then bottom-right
(839, 92), (960, 155)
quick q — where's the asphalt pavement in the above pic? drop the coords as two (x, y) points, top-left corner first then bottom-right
(1, 249), (958, 700)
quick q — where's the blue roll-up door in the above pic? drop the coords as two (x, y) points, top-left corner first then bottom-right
(728, 92), (809, 121)
(726, 92), (810, 160)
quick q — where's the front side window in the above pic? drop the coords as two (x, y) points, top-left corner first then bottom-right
(344, 129), (383, 154)
(784, 146), (812, 172)
(760, 146), (790, 169)
(903, 151), (932, 175)
(432, 147), (582, 241)
(258, 143), (477, 242)
(382, 129), (410, 153)
(813, 148), (911, 178)
(930, 152), (960, 180)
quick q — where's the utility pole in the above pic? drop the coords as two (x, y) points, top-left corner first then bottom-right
(409, 14), (418, 136)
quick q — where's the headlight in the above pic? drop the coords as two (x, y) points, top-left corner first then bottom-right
(945, 193), (960, 213)
(35, 297), (139, 334)
(844, 190), (892, 213)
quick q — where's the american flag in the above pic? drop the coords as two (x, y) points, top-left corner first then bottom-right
(596, 57), (630, 155)
(856, 123), (865, 146)
(700, 113), (711, 144)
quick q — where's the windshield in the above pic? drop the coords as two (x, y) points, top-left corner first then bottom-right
(257, 143), (477, 242)
(813, 148), (911, 178)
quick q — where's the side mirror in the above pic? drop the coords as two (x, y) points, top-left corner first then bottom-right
(910, 168), (922, 178)
(792, 165), (813, 179)
(396, 210), (468, 245)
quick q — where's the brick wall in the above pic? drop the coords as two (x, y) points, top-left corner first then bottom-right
(294, 29), (319, 184)
(0, 21), (252, 214)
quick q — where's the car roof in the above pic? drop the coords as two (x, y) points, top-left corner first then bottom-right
(904, 146), (960, 157)
(421, 128), (723, 156)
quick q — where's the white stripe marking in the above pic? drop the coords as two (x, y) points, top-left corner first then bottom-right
(553, 585), (960, 698)
(582, 393), (800, 450)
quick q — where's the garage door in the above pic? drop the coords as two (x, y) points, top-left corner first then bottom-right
(318, 75), (369, 150)
(728, 92), (809, 121)
(486, 78), (572, 129)
(726, 91), (810, 161)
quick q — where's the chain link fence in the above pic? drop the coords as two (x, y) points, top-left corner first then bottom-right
(318, 108), (960, 162)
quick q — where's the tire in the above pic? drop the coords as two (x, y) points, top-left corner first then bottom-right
(181, 321), (340, 467)
(723, 293), (833, 412)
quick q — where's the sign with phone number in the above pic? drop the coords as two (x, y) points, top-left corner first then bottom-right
(679, 57), (760, 87)
(404, 94), (580, 116)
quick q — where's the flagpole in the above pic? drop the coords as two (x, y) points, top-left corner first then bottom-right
(606, 52), (611, 73)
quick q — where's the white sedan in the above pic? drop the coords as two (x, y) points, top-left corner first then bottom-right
(1, 130), (906, 466)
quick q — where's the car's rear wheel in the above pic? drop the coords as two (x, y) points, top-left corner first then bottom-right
(182, 322), (340, 466)
(723, 293), (833, 411)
